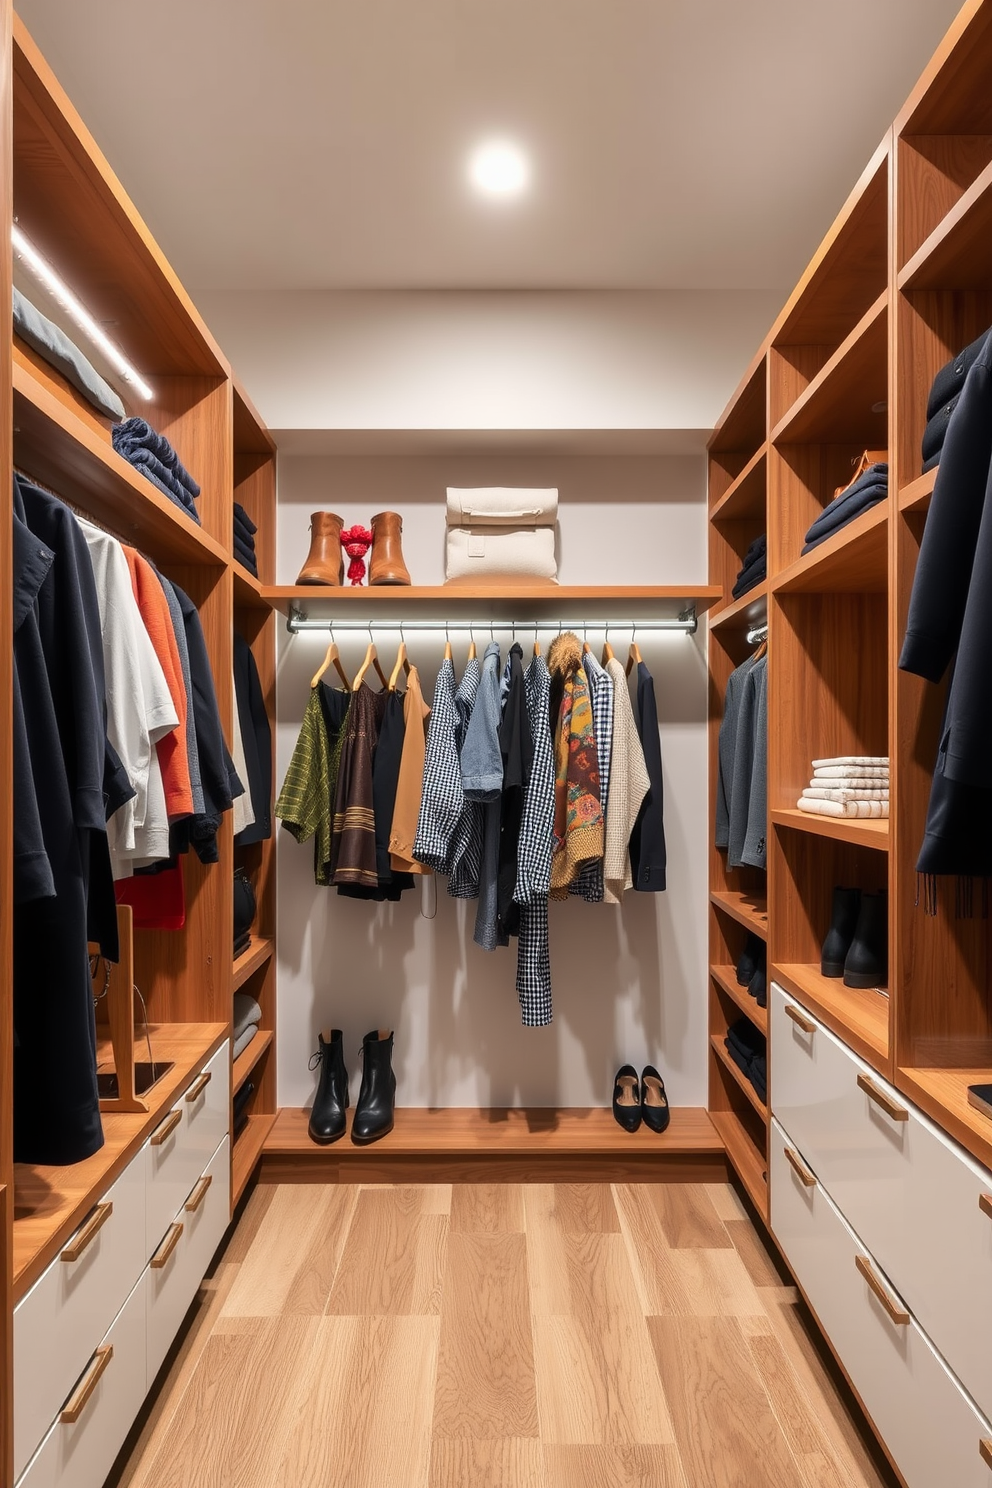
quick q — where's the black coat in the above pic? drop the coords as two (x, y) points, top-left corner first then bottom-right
(170, 581), (240, 863)
(629, 660), (667, 891)
(233, 631), (272, 847)
(900, 330), (992, 877)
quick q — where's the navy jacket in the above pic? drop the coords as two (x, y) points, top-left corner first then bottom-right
(629, 661), (667, 891)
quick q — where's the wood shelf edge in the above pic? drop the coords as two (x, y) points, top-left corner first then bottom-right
(709, 1109), (768, 1220)
(711, 965), (769, 1036)
(709, 444), (768, 522)
(232, 1112), (277, 1208)
(264, 584), (724, 616)
(898, 155), (992, 289)
(772, 963), (889, 1070)
(769, 289), (889, 446)
(770, 501), (888, 596)
(895, 1068), (992, 1174)
(233, 1029), (273, 1096)
(233, 937), (274, 991)
(770, 807), (890, 852)
(710, 890), (768, 938)
(898, 468), (937, 513)
(710, 1034), (768, 1122)
(708, 583), (767, 633)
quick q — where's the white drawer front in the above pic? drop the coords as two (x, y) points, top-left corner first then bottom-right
(13, 1150), (146, 1481)
(770, 1120), (992, 1488)
(16, 1271), (148, 1488)
(145, 1040), (229, 1251)
(146, 1136), (230, 1385)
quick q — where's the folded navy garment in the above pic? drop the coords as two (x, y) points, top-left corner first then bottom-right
(133, 462), (202, 525)
(14, 286), (127, 421)
(126, 446), (199, 510)
(732, 556), (766, 599)
(233, 502), (257, 536)
(726, 1017), (765, 1062)
(738, 533), (766, 569)
(234, 547), (258, 578)
(233, 519), (257, 549)
(926, 327), (991, 421)
(803, 470), (889, 552)
(112, 417), (201, 499)
(234, 532), (257, 564)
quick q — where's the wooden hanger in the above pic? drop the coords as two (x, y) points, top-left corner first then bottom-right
(388, 640), (411, 691)
(353, 635), (388, 690)
(752, 638), (767, 663)
(601, 626), (614, 665)
(625, 639), (643, 677)
(310, 635), (350, 691)
(467, 634), (477, 661)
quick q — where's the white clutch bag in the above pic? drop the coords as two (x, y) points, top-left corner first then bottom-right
(445, 487), (559, 585)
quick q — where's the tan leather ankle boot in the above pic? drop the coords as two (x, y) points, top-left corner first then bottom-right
(296, 512), (344, 585)
(369, 511), (411, 585)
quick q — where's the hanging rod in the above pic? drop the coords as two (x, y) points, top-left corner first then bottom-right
(746, 623), (768, 646)
(286, 606), (698, 636)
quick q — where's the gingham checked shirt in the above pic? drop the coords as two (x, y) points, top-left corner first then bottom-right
(514, 655), (554, 1025)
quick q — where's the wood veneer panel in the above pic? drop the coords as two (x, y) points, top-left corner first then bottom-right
(900, 157), (992, 291)
(707, 1112), (767, 1222)
(233, 937), (274, 992)
(771, 295), (888, 447)
(711, 966), (768, 1038)
(897, 134), (992, 267)
(233, 1029), (273, 1097)
(710, 1037), (767, 1122)
(894, 286), (992, 489)
(149, 374), (232, 551)
(232, 1112), (277, 1208)
(770, 810), (889, 853)
(709, 353), (767, 461)
(897, 0), (992, 138)
(897, 469), (935, 513)
(264, 584), (723, 619)
(708, 584), (767, 637)
(709, 891), (768, 939)
(896, 1067), (992, 1173)
(772, 964), (889, 1069)
(771, 503), (887, 597)
(709, 445), (766, 523)
(767, 441), (877, 578)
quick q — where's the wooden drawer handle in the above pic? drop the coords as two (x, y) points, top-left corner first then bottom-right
(857, 1074), (909, 1122)
(150, 1221), (184, 1269)
(60, 1345), (113, 1424)
(856, 1255), (909, 1325)
(61, 1202), (113, 1263)
(150, 1108), (182, 1146)
(784, 1003), (816, 1035)
(980, 1438), (992, 1470)
(980, 1194), (992, 1221)
(185, 1174), (213, 1213)
(784, 1146), (816, 1188)
(186, 1071), (211, 1103)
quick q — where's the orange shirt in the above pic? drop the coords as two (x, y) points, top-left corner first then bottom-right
(389, 665), (431, 875)
(123, 548), (193, 819)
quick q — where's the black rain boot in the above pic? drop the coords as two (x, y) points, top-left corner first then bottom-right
(352, 1029), (396, 1145)
(844, 891), (888, 989)
(821, 887), (862, 977)
(736, 932), (763, 987)
(307, 1029), (349, 1144)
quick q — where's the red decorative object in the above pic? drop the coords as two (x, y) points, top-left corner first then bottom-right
(340, 524), (374, 586)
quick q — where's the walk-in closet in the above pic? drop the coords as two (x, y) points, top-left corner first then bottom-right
(3, 2), (992, 1485)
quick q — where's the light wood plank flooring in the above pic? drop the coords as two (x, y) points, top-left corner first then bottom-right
(108, 1181), (898, 1488)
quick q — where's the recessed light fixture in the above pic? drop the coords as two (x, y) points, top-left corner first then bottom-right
(12, 223), (154, 400)
(468, 138), (531, 199)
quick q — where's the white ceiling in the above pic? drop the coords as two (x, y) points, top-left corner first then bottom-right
(17, 0), (962, 295)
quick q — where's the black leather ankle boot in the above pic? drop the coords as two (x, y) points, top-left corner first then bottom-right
(352, 1029), (396, 1145)
(736, 932), (763, 987)
(844, 890), (888, 989)
(307, 1029), (349, 1144)
(821, 887), (861, 977)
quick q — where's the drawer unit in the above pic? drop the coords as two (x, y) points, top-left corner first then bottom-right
(15, 1272), (148, 1488)
(13, 1150), (146, 1481)
(771, 984), (992, 1420)
(145, 1040), (229, 1249)
(146, 1137), (230, 1384)
(770, 1120), (992, 1488)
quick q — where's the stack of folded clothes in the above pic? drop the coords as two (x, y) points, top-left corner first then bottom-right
(14, 286), (126, 421)
(922, 327), (992, 473)
(798, 756), (889, 819)
(112, 417), (201, 524)
(732, 534), (766, 599)
(725, 1018), (766, 1104)
(802, 453), (887, 553)
(234, 502), (259, 577)
(736, 932), (767, 1009)
(233, 991), (263, 1060)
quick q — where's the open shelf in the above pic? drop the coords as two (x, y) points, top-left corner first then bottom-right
(710, 889), (768, 938)
(772, 293), (888, 447)
(12, 1024), (228, 1299)
(710, 445), (767, 523)
(232, 1111), (277, 1208)
(232, 564), (268, 610)
(264, 583), (722, 620)
(900, 157), (992, 291)
(771, 807), (889, 852)
(774, 963), (889, 1069)
(233, 936), (274, 992)
(710, 1035), (767, 1121)
(12, 359), (228, 565)
(233, 1030), (273, 1099)
(708, 1109), (768, 1221)
(708, 583), (767, 635)
(899, 468), (937, 514)
(896, 1068), (992, 1174)
(710, 353), (767, 460)
(771, 501), (887, 595)
(711, 965), (768, 1037)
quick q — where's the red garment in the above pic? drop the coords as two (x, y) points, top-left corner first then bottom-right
(123, 548), (193, 818)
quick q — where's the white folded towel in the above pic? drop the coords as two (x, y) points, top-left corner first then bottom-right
(803, 787), (890, 803)
(812, 756), (889, 769)
(798, 797), (888, 819)
(813, 766), (889, 781)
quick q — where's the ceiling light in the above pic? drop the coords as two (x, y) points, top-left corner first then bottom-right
(468, 139), (531, 199)
(12, 224), (154, 400)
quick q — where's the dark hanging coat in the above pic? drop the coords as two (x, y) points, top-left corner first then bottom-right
(233, 631), (272, 846)
(629, 660), (667, 891)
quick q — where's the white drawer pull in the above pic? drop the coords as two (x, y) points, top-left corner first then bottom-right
(185, 1174), (213, 1213)
(60, 1201), (113, 1263)
(60, 1345), (113, 1424)
(150, 1221), (184, 1269)
(980, 1194), (992, 1221)
(150, 1108), (182, 1146)
(186, 1071), (211, 1103)
(856, 1255), (910, 1325)
(857, 1074), (908, 1122)
(784, 1003), (816, 1035)
(784, 1146), (816, 1188)
(980, 1439), (992, 1470)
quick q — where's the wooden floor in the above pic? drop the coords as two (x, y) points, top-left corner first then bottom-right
(108, 1180), (898, 1488)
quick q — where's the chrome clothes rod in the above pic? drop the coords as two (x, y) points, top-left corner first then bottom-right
(286, 609), (699, 636)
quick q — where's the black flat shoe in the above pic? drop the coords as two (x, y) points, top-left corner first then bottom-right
(613, 1065), (641, 1132)
(641, 1065), (671, 1134)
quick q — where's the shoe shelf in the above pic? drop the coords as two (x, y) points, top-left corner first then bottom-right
(709, 444), (767, 523)
(708, 1109), (768, 1221)
(771, 292), (888, 448)
(262, 584), (723, 621)
(711, 965), (768, 1037)
(709, 1035), (767, 1122)
(233, 937), (274, 992)
(770, 502), (887, 597)
(771, 808), (889, 853)
(233, 1030), (273, 1100)
(232, 1112), (277, 1209)
(707, 583), (767, 636)
(773, 963), (889, 1071)
(898, 468), (936, 514)
(710, 890), (768, 939)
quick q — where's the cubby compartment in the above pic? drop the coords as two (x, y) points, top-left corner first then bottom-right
(708, 354), (766, 509)
(767, 443), (888, 580)
(233, 382), (276, 589)
(708, 1050), (768, 1219)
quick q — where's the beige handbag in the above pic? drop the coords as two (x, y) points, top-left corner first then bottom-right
(445, 487), (559, 585)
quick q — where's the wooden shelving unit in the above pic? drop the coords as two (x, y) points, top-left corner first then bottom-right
(710, 965), (768, 1037)
(709, 1035), (767, 1121)
(233, 1029), (274, 1098)
(769, 808), (889, 852)
(773, 963), (888, 1068)
(263, 583), (723, 622)
(232, 1112), (278, 1208)
(233, 937), (275, 992)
